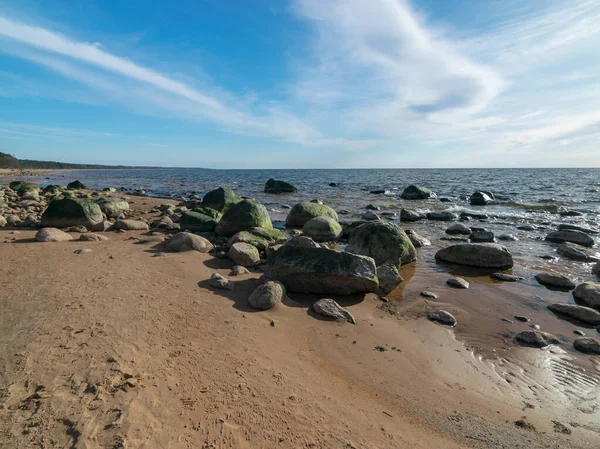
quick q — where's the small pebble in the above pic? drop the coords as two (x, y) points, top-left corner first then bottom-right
(420, 291), (438, 299)
(514, 316), (530, 322)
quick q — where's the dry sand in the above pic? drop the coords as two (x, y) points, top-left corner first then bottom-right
(1, 196), (598, 448)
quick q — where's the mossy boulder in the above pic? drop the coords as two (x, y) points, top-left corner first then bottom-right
(303, 216), (342, 242)
(435, 243), (513, 269)
(192, 207), (222, 220)
(67, 180), (87, 190)
(264, 178), (298, 194)
(180, 211), (219, 233)
(43, 185), (64, 195)
(400, 208), (424, 222)
(346, 221), (416, 267)
(41, 198), (104, 230)
(286, 202), (338, 228)
(96, 197), (129, 219)
(215, 199), (272, 237)
(268, 245), (378, 294)
(9, 182), (39, 197)
(202, 187), (241, 212)
(400, 185), (436, 200)
(228, 227), (286, 250)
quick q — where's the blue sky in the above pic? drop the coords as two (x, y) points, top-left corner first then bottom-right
(1, 0), (600, 168)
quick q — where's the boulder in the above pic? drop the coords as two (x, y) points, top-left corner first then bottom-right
(535, 272), (576, 290)
(286, 202), (338, 228)
(268, 245), (378, 295)
(40, 198), (103, 230)
(377, 264), (403, 295)
(346, 221), (416, 267)
(216, 200), (273, 237)
(557, 224), (599, 235)
(547, 303), (600, 326)
(289, 235), (320, 248)
(573, 337), (600, 355)
(312, 298), (356, 324)
(264, 179), (297, 194)
(435, 243), (513, 269)
(202, 187), (241, 212)
(400, 185), (436, 200)
(228, 228), (286, 250)
(405, 229), (430, 248)
(572, 283), (600, 310)
(400, 208), (424, 222)
(303, 217), (342, 242)
(426, 211), (457, 221)
(67, 180), (86, 190)
(112, 219), (149, 231)
(96, 197), (129, 219)
(0, 215), (6, 227)
(470, 191), (494, 206)
(446, 223), (471, 235)
(165, 232), (214, 253)
(180, 211), (219, 233)
(229, 242), (261, 267)
(516, 331), (560, 348)
(556, 242), (599, 262)
(427, 310), (457, 326)
(248, 227), (287, 245)
(248, 281), (285, 310)
(545, 230), (594, 248)
(35, 228), (73, 242)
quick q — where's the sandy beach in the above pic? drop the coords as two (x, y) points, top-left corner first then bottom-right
(1, 190), (598, 448)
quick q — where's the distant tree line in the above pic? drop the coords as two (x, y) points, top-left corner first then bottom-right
(0, 152), (154, 169)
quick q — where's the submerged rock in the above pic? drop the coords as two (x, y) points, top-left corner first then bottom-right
(202, 187), (241, 212)
(41, 198), (103, 230)
(400, 208), (424, 222)
(572, 283), (600, 310)
(427, 310), (457, 326)
(573, 337), (600, 355)
(229, 242), (261, 267)
(312, 298), (356, 324)
(302, 216), (342, 242)
(216, 200), (273, 237)
(405, 229), (430, 247)
(498, 234), (519, 242)
(346, 221), (416, 267)
(516, 330), (560, 348)
(535, 272), (576, 290)
(491, 272), (524, 282)
(556, 242), (599, 262)
(35, 228), (73, 242)
(470, 230), (495, 243)
(67, 180), (86, 190)
(447, 277), (469, 289)
(377, 264), (403, 295)
(435, 243), (513, 269)
(400, 185), (436, 200)
(545, 230), (594, 248)
(165, 232), (214, 253)
(361, 211), (380, 221)
(446, 223), (471, 235)
(557, 223), (599, 235)
(268, 245), (378, 295)
(264, 178), (297, 194)
(547, 303), (600, 326)
(286, 202), (338, 228)
(470, 191), (494, 206)
(426, 211), (457, 221)
(248, 281), (285, 310)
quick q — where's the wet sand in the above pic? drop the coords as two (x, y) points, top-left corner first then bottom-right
(1, 195), (598, 448)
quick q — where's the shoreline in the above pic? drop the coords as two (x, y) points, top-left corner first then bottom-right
(1, 183), (599, 448)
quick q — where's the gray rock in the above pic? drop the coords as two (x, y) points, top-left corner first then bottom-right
(365, 204), (380, 211)
(516, 330), (561, 348)
(400, 208), (424, 222)
(96, 197), (129, 219)
(264, 179), (297, 194)
(535, 272), (576, 290)
(289, 235), (320, 248)
(40, 198), (103, 230)
(447, 277), (469, 289)
(557, 224), (599, 235)
(0, 215), (6, 227)
(545, 230), (594, 248)
(361, 211), (380, 221)
(112, 219), (149, 231)
(405, 229), (431, 248)
(229, 242), (261, 267)
(470, 231), (495, 243)
(426, 211), (457, 221)
(572, 282), (600, 310)
(208, 273), (234, 290)
(556, 242), (599, 262)
(517, 225), (537, 231)
(248, 281), (285, 310)
(377, 264), (403, 295)
(230, 265), (251, 276)
(400, 185), (436, 200)
(427, 310), (457, 326)
(79, 233), (109, 242)
(498, 234), (519, 242)
(268, 246), (378, 295)
(594, 262), (600, 277)
(446, 223), (471, 235)
(547, 303), (600, 326)
(491, 272), (524, 282)
(312, 298), (356, 324)
(421, 291), (438, 298)
(573, 337), (600, 354)
(470, 191), (494, 206)
(302, 216), (342, 242)
(285, 202), (338, 228)
(165, 232), (214, 253)
(35, 228), (73, 242)
(216, 199), (273, 237)
(435, 243), (513, 269)
(346, 221), (416, 267)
